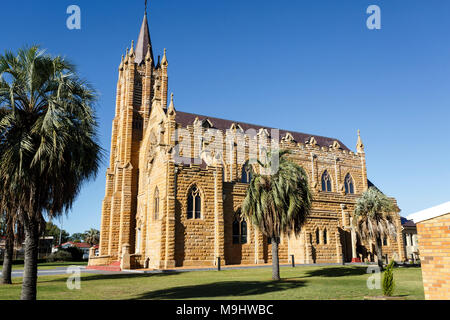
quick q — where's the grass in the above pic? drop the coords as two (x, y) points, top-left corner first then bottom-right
(0, 261), (87, 271)
(0, 265), (424, 300)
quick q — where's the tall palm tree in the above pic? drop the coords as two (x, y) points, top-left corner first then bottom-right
(1, 191), (26, 285)
(353, 187), (398, 269)
(242, 150), (312, 280)
(84, 228), (100, 246)
(1, 211), (12, 285)
(0, 46), (101, 299)
(1, 207), (14, 285)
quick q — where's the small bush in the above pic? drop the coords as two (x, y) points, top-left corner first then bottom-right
(47, 250), (72, 262)
(382, 260), (395, 296)
(65, 247), (83, 261)
(47, 247), (84, 262)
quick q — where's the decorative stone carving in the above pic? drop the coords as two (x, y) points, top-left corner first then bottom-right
(331, 140), (341, 149)
(194, 117), (214, 129)
(230, 123), (244, 133)
(257, 128), (270, 138)
(307, 136), (317, 147)
(157, 121), (165, 145)
(147, 131), (157, 171)
(282, 132), (295, 143)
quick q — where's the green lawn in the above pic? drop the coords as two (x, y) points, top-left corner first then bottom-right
(0, 261), (87, 271)
(0, 265), (424, 300)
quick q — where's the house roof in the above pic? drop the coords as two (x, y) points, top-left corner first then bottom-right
(74, 242), (91, 248)
(61, 241), (91, 248)
(407, 201), (450, 224)
(175, 111), (351, 151)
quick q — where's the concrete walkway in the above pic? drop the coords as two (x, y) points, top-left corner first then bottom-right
(0, 266), (125, 278)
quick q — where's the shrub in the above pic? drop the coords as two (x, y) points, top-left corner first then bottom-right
(47, 247), (84, 262)
(47, 250), (72, 262)
(65, 247), (83, 261)
(382, 260), (395, 296)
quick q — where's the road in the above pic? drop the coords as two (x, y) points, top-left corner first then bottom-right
(0, 266), (125, 278)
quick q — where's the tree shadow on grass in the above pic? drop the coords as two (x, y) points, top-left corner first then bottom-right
(133, 280), (305, 300)
(304, 266), (368, 278)
(39, 271), (184, 284)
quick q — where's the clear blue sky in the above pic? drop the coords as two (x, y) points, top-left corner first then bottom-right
(1, 0), (449, 234)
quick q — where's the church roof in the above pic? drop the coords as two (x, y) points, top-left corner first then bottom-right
(401, 217), (416, 228)
(175, 111), (351, 151)
(135, 13), (154, 66)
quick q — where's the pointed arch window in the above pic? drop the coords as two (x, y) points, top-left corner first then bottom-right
(323, 229), (328, 245)
(344, 174), (355, 194)
(154, 187), (160, 220)
(232, 220), (240, 244)
(241, 220), (247, 244)
(187, 186), (201, 219)
(232, 211), (248, 244)
(241, 161), (253, 184)
(316, 229), (320, 244)
(321, 170), (332, 192)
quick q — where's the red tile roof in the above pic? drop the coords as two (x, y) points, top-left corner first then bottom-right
(74, 242), (91, 248)
(61, 241), (91, 248)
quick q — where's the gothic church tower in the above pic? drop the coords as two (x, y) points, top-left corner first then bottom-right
(99, 10), (168, 259)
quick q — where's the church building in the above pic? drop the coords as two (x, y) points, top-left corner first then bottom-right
(89, 9), (406, 270)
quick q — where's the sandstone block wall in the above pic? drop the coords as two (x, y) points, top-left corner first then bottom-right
(416, 213), (450, 300)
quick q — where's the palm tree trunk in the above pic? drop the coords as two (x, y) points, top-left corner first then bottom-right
(21, 220), (39, 300)
(375, 239), (383, 271)
(1, 217), (14, 285)
(271, 237), (280, 281)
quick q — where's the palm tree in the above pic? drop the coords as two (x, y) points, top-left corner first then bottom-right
(353, 187), (398, 269)
(84, 228), (100, 246)
(242, 150), (312, 280)
(0, 46), (101, 299)
(0, 209), (13, 285)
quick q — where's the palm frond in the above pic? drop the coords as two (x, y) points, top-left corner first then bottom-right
(242, 150), (312, 239)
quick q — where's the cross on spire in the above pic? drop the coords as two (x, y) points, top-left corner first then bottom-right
(145, 0), (148, 14)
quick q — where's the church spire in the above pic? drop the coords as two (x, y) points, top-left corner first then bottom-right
(135, 3), (154, 66)
(167, 93), (176, 116)
(356, 129), (365, 153)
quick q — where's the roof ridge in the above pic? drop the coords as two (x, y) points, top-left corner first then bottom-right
(175, 110), (351, 150)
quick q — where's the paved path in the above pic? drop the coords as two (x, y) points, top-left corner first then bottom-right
(0, 266), (126, 278)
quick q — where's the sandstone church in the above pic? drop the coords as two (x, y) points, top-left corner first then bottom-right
(89, 9), (406, 270)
